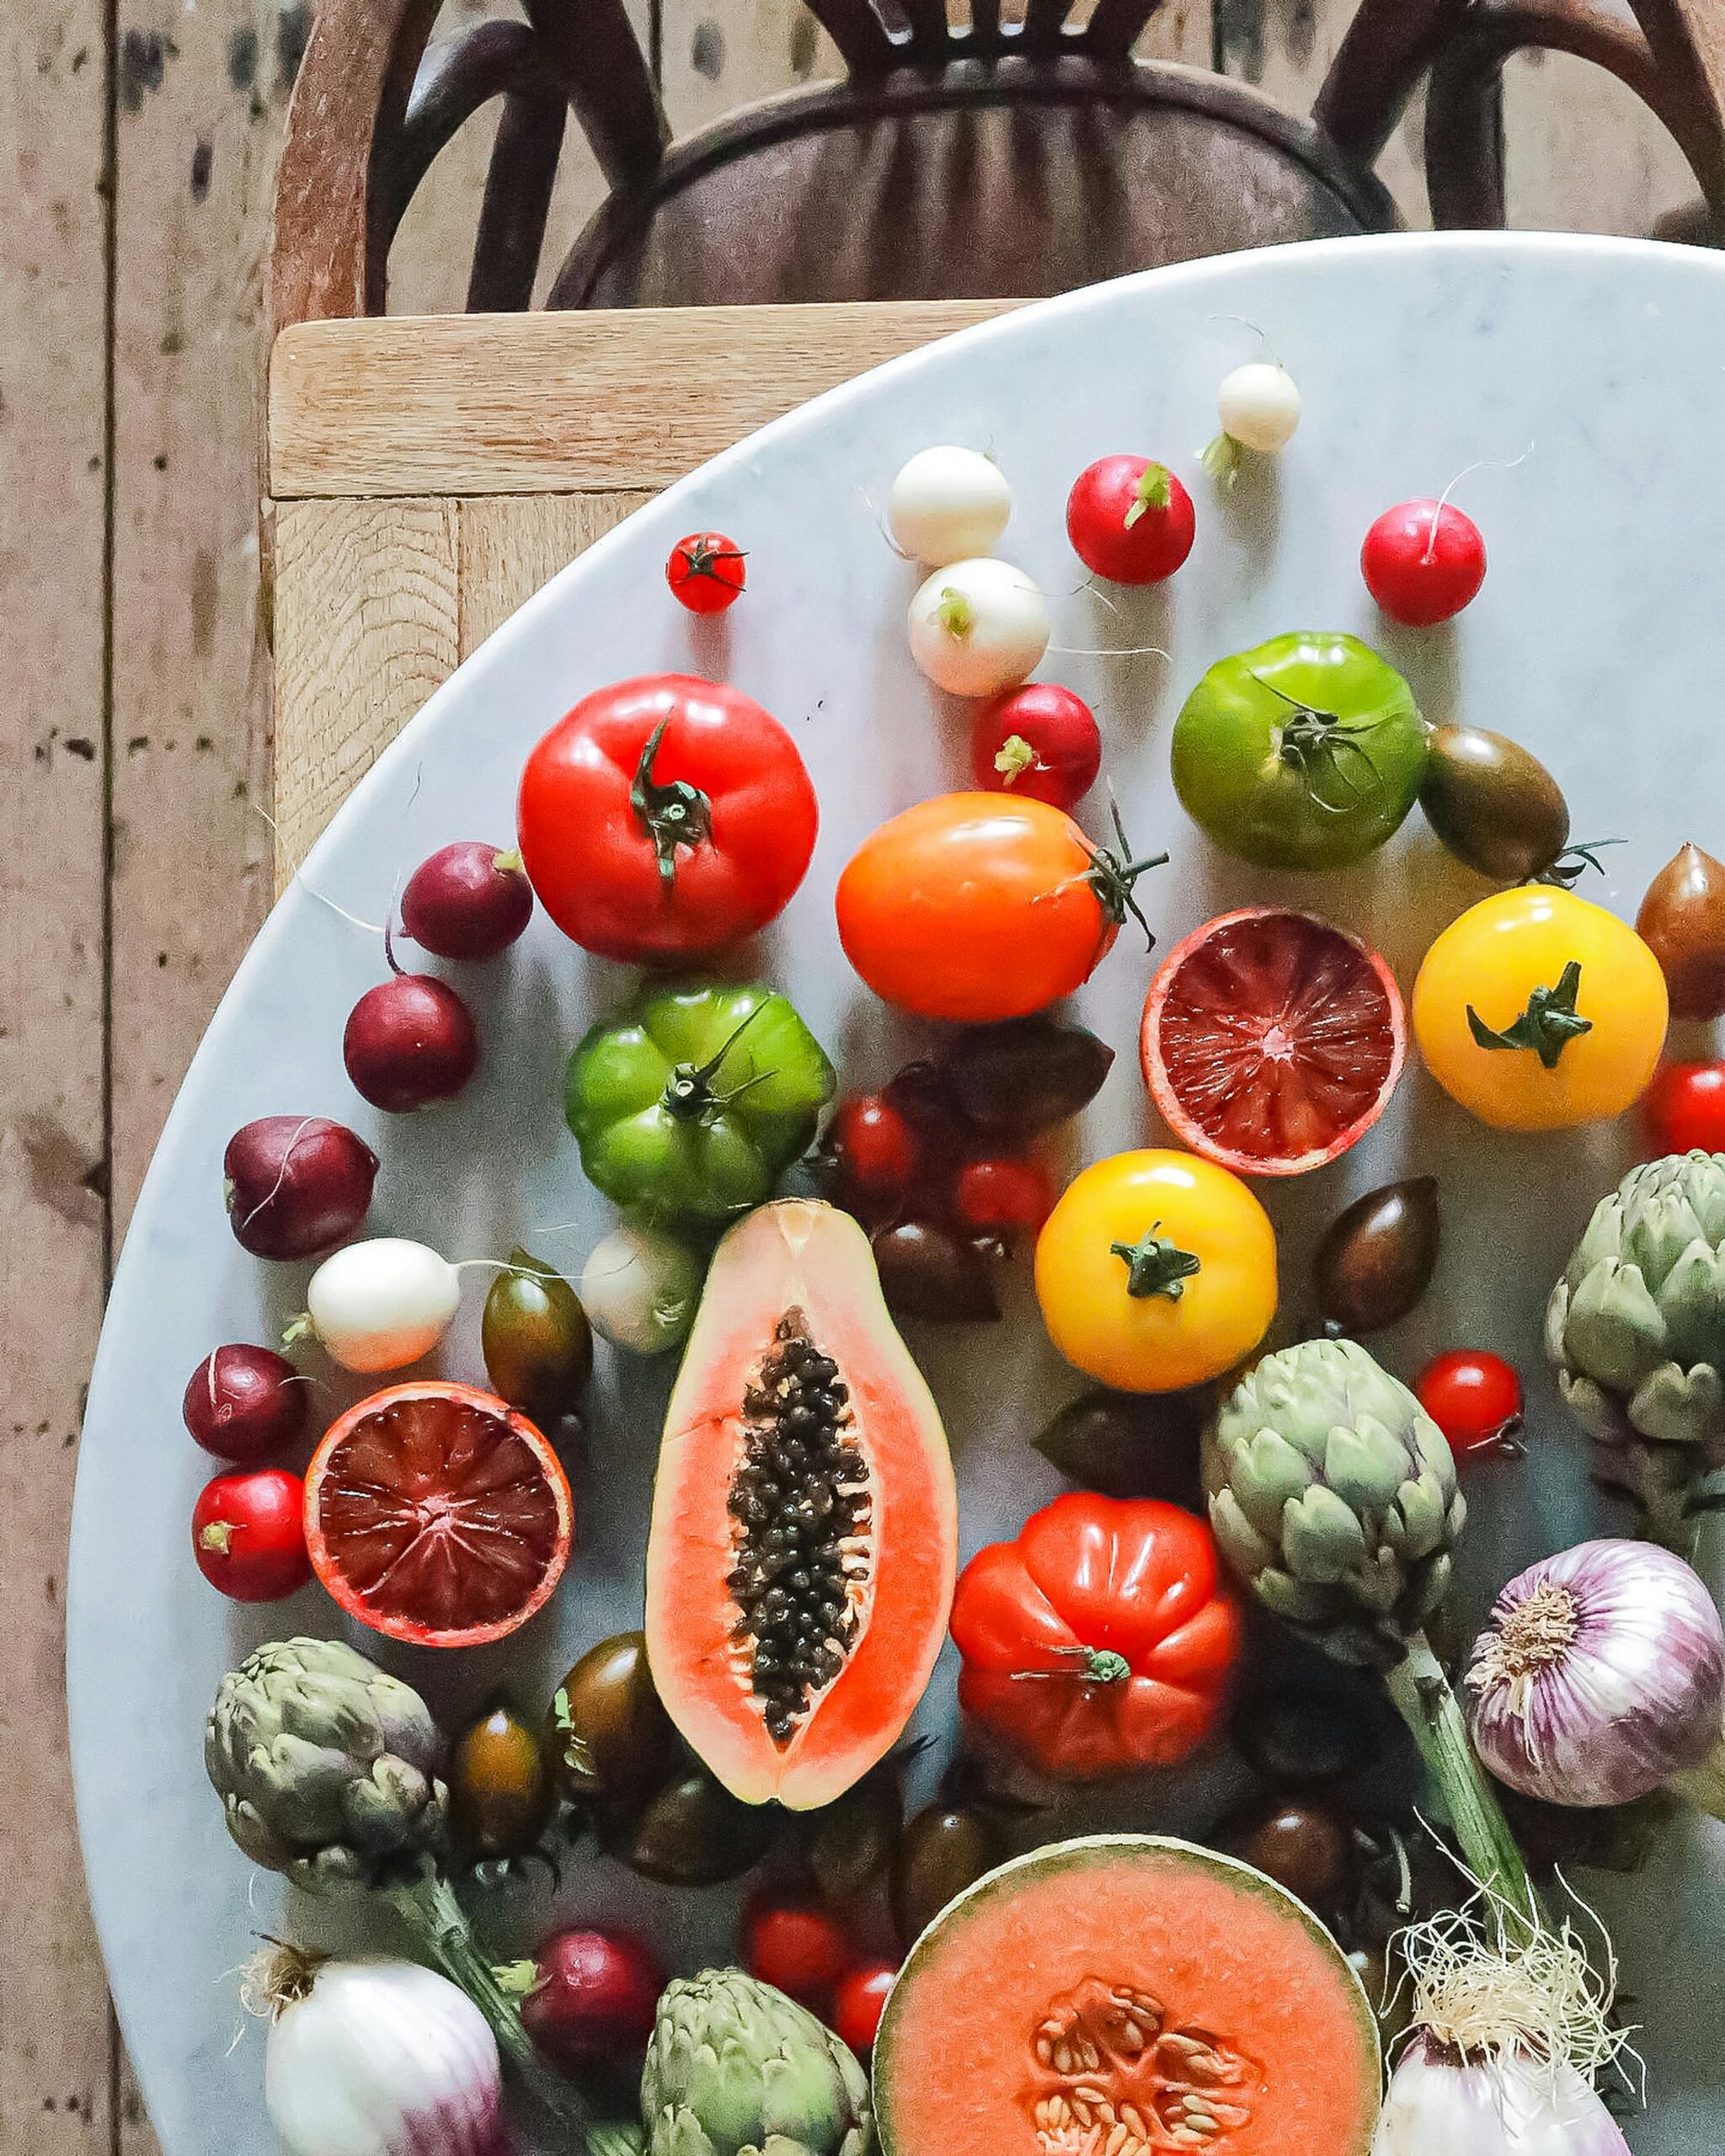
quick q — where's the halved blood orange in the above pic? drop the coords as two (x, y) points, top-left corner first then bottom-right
(304, 1381), (573, 1648)
(1140, 907), (1405, 1177)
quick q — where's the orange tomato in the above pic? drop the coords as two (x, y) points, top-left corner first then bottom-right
(836, 792), (1156, 1022)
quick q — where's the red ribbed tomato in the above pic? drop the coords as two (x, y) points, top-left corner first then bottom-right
(517, 673), (817, 963)
(949, 1493), (1242, 1780)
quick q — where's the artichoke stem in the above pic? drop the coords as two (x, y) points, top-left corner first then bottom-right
(390, 1870), (596, 2149)
(1382, 1630), (1542, 1936)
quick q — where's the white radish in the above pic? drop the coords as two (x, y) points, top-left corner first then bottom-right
(300, 1237), (462, 1372)
(888, 446), (1012, 566)
(1217, 360), (1302, 452)
(579, 1223), (704, 1354)
(907, 557), (1049, 698)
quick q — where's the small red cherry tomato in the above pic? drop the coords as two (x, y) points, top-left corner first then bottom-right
(743, 1899), (850, 2009)
(954, 1155), (1056, 1237)
(1360, 499), (1486, 625)
(1414, 1350), (1524, 1465)
(192, 1468), (312, 1601)
(666, 531), (746, 613)
(1642, 1060), (1725, 1155)
(830, 1095), (921, 1198)
(833, 1962), (897, 2057)
(970, 684), (1102, 812)
(1066, 456), (1195, 585)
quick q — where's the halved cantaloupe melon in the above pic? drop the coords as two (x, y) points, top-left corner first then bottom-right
(874, 1834), (1381, 2156)
(644, 1199), (958, 1811)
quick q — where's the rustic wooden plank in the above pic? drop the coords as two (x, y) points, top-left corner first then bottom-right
(457, 492), (652, 654)
(270, 301), (1021, 497)
(0, 0), (119, 2150)
(272, 498), (462, 874)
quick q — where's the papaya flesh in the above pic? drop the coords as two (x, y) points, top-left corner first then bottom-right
(644, 1199), (958, 1811)
(873, 1834), (1381, 2156)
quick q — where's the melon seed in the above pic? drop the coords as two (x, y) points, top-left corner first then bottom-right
(725, 1307), (870, 1746)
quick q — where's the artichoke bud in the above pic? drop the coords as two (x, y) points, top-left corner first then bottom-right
(1204, 1337), (1461, 1668)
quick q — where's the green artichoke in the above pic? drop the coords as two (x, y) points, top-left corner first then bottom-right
(1204, 1337), (1465, 1668)
(204, 1636), (447, 1892)
(642, 1971), (874, 2156)
(1546, 1150), (1725, 1544)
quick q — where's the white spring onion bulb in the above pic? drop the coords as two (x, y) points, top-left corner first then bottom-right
(264, 1955), (502, 2156)
(1372, 2033), (1630, 2156)
(907, 557), (1049, 697)
(1216, 360), (1302, 454)
(1466, 1536), (1725, 1807)
(302, 1237), (462, 1373)
(580, 1223), (704, 1354)
(888, 446), (1011, 565)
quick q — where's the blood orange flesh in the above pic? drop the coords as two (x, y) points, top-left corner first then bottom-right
(1140, 908), (1404, 1177)
(304, 1381), (572, 1647)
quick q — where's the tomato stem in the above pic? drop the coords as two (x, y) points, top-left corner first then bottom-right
(661, 998), (770, 1123)
(1010, 1644), (1132, 1684)
(1466, 959), (1592, 1070)
(631, 713), (713, 889)
(1082, 799), (1167, 949)
(1111, 1221), (1203, 1301)
(1533, 837), (1622, 889)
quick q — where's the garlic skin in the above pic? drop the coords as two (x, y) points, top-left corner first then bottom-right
(1372, 2035), (1629, 2156)
(264, 1956), (501, 2156)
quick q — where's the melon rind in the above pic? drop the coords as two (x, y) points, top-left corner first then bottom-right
(873, 1832), (1382, 2156)
(644, 1199), (958, 1811)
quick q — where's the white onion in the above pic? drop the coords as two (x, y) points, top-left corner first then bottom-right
(1466, 1536), (1725, 1806)
(303, 1238), (462, 1373)
(907, 557), (1049, 697)
(264, 1956), (501, 2156)
(888, 446), (1011, 565)
(1372, 2033), (1629, 2156)
(1216, 360), (1301, 455)
(579, 1223), (703, 1354)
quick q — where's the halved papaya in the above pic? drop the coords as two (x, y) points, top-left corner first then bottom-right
(644, 1199), (957, 1811)
(874, 1834), (1381, 2156)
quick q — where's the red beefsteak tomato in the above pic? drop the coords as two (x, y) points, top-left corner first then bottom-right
(948, 1492), (1242, 1780)
(517, 673), (818, 963)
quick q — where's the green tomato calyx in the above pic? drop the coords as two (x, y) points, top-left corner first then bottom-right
(1533, 838), (1622, 890)
(1011, 1642), (1133, 1685)
(676, 536), (745, 584)
(1254, 670), (1393, 817)
(1123, 462), (1172, 529)
(631, 712), (713, 889)
(661, 998), (771, 1123)
(994, 734), (1038, 786)
(1082, 798), (1168, 949)
(1466, 959), (1593, 1070)
(1111, 1220), (1203, 1301)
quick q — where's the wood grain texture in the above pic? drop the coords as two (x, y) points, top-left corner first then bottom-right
(457, 492), (651, 654)
(0, 2), (119, 2152)
(271, 498), (462, 875)
(270, 300), (1020, 497)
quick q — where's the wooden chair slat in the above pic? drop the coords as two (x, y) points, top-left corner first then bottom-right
(1022, 0), (1081, 56)
(1081, 0), (1162, 61)
(519, 0), (666, 187)
(1315, 0), (1470, 163)
(386, 21), (546, 238)
(801, 0), (901, 75)
(468, 90), (568, 312)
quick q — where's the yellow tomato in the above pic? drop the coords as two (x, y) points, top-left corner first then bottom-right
(1412, 886), (1668, 1131)
(1033, 1150), (1278, 1393)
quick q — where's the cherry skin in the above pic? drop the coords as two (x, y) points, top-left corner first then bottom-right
(1415, 1348), (1523, 1465)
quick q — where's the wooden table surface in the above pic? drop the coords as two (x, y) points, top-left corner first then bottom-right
(0, 0), (1703, 2146)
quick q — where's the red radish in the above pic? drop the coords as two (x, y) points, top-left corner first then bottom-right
(192, 1467), (312, 1601)
(515, 1928), (664, 2071)
(1065, 456), (1195, 585)
(666, 530), (747, 613)
(830, 1095), (920, 1200)
(953, 1155), (1055, 1238)
(183, 1344), (308, 1462)
(1360, 499), (1486, 625)
(399, 842), (532, 961)
(743, 1898), (851, 2009)
(1643, 1059), (1725, 1155)
(970, 684), (1101, 811)
(832, 1961), (897, 2058)
(344, 973), (479, 1113)
(224, 1116), (378, 1260)
(1415, 1349), (1524, 1465)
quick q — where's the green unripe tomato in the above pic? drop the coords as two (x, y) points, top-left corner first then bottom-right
(1172, 630), (1426, 872)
